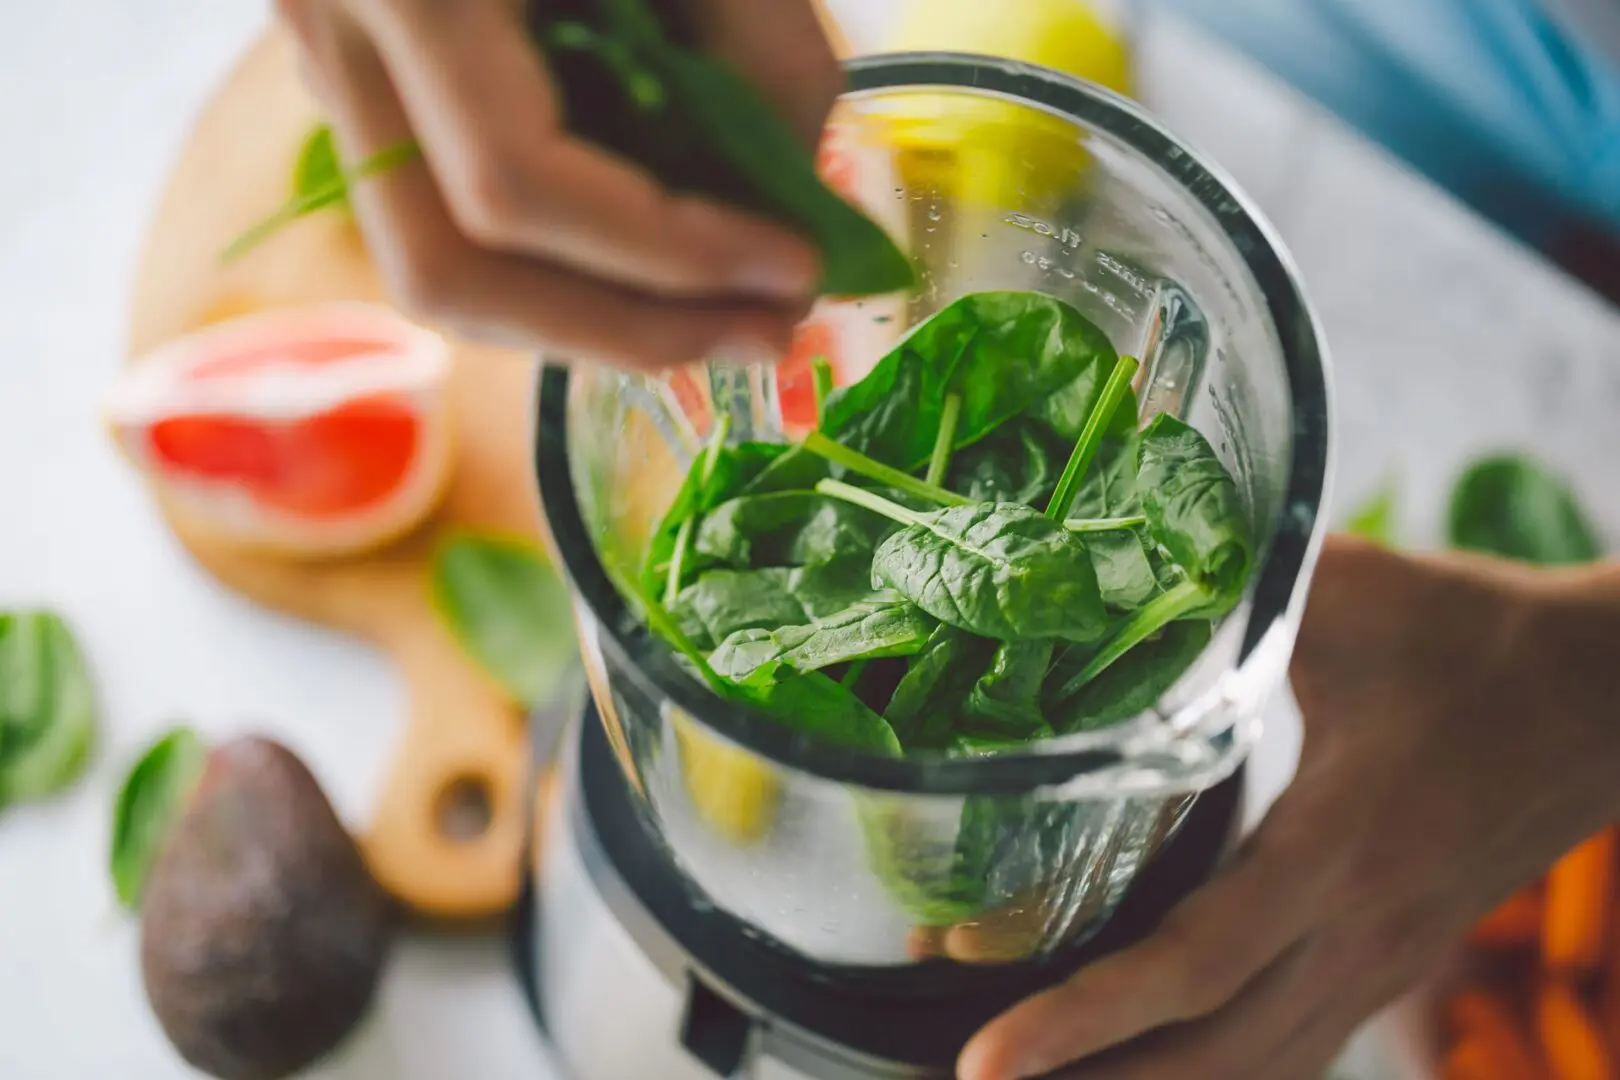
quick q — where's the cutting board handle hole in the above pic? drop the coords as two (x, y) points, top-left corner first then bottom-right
(435, 774), (494, 842)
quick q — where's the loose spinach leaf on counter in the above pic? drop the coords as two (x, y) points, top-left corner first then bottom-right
(0, 612), (98, 807)
(431, 533), (579, 708)
(1447, 454), (1601, 566)
(709, 594), (936, 680)
(820, 292), (1118, 469)
(1343, 479), (1398, 548)
(109, 726), (207, 911)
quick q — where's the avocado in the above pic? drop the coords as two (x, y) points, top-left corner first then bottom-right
(139, 737), (394, 1080)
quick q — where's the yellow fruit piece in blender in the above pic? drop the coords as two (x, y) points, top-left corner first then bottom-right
(672, 709), (782, 846)
(872, 0), (1135, 208)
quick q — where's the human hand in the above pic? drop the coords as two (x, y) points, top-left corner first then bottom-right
(275, 0), (842, 368)
(959, 535), (1620, 1080)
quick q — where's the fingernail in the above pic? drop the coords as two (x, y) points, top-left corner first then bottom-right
(735, 244), (821, 300)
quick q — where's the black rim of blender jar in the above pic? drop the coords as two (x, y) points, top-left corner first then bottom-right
(532, 52), (1331, 797)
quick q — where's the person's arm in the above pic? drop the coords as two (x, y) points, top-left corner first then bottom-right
(960, 536), (1620, 1080)
(275, 0), (841, 371)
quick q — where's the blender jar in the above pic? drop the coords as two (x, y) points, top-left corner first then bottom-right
(534, 53), (1332, 970)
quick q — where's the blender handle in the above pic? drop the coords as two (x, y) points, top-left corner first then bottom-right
(679, 972), (758, 1078)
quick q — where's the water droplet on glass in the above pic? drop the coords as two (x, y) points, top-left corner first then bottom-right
(926, 207), (942, 222)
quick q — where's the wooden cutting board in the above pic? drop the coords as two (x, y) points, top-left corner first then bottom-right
(126, 27), (543, 922)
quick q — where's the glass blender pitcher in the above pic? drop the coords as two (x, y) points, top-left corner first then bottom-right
(533, 52), (1332, 981)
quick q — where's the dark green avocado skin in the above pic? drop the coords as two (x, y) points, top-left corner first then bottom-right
(140, 736), (395, 1080)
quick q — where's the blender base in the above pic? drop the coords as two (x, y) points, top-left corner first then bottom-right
(510, 709), (1244, 1080)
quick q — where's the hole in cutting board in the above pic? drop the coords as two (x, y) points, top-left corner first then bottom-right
(436, 774), (494, 842)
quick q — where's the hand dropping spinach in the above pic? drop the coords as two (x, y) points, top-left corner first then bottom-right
(629, 290), (1250, 761)
(230, 6), (914, 297)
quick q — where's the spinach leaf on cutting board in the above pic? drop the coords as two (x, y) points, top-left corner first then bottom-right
(0, 611), (98, 807)
(431, 533), (580, 708)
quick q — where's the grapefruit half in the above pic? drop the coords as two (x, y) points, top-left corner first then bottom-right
(108, 303), (453, 559)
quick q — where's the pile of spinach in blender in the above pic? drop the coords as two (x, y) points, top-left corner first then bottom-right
(632, 291), (1253, 757)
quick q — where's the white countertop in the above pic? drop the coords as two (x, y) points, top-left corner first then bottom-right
(2, 3), (1617, 1078)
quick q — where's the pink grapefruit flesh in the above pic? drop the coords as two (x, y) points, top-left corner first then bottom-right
(109, 303), (453, 559)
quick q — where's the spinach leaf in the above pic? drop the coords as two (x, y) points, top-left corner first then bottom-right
(740, 442), (831, 498)
(1046, 620), (1212, 731)
(803, 430), (970, 508)
(946, 422), (1064, 506)
(670, 569), (815, 651)
(857, 795), (992, 925)
(294, 124), (345, 211)
(650, 47), (914, 297)
(733, 663), (903, 756)
(431, 534), (579, 708)
(823, 481), (1106, 642)
(670, 564), (871, 650)
(639, 424), (785, 598)
(1137, 414), (1251, 598)
(223, 136), (421, 263)
(693, 493), (890, 571)
(963, 640), (1056, 737)
(1447, 455), (1601, 566)
(0, 612), (97, 807)
(1047, 354), (1141, 520)
(1052, 579), (1213, 695)
(109, 726), (206, 910)
(535, 2), (913, 297)
(1067, 434), (1142, 521)
(709, 594), (935, 679)
(820, 292), (1117, 469)
(1344, 480), (1399, 548)
(882, 627), (990, 749)
(1086, 528), (1161, 610)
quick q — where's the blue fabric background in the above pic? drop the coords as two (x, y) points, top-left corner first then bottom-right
(1150, 0), (1620, 243)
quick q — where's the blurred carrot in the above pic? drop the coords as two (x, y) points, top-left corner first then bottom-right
(1474, 889), (1548, 948)
(1601, 896), (1620, 1060)
(1537, 980), (1616, 1080)
(1446, 1037), (1505, 1080)
(1447, 988), (1549, 1080)
(1544, 830), (1618, 975)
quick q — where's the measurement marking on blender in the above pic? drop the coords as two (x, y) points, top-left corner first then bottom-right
(1004, 212), (1084, 251)
(1095, 251), (1153, 297)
